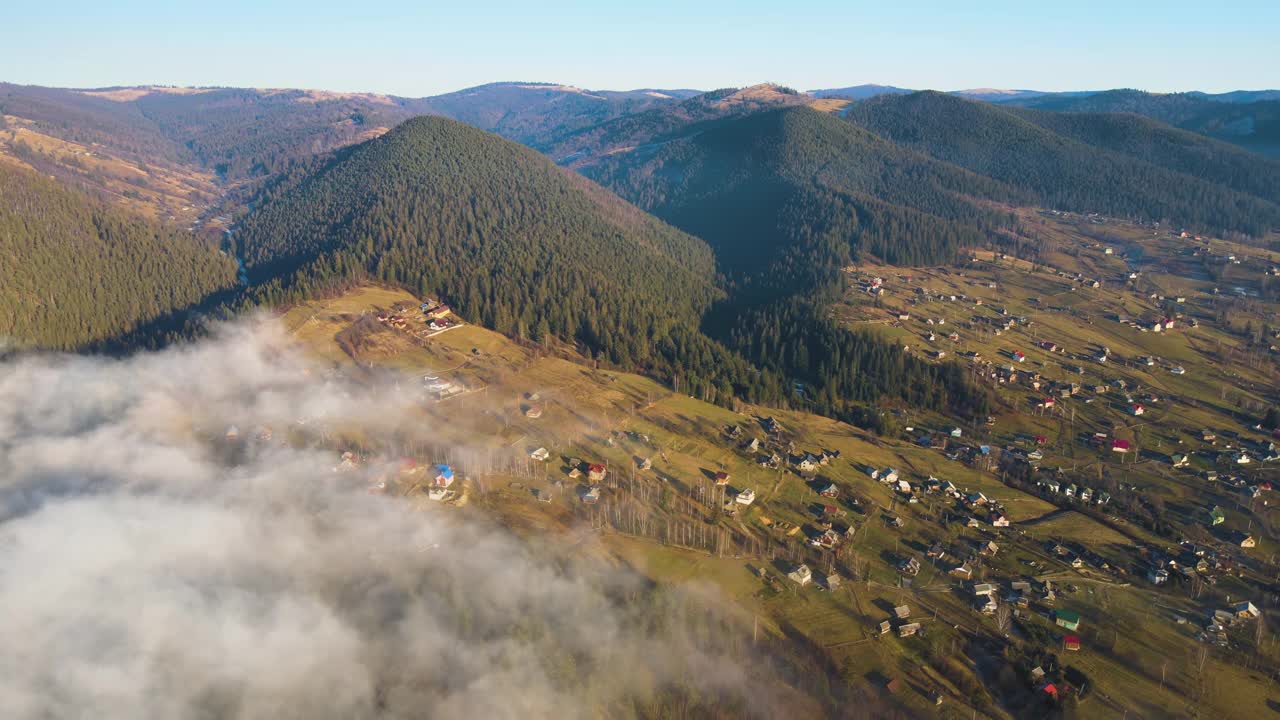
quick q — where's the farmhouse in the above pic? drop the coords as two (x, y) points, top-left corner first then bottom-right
(788, 564), (813, 586)
(735, 488), (756, 505)
(587, 463), (607, 482)
(1055, 609), (1082, 631)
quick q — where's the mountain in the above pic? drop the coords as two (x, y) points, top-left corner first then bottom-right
(1000, 89), (1280, 156)
(582, 105), (1018, 279)
(412, 82), (698, 147)
(808, 84), (914, 100)
(539, 84), (820, 167)
(1189, 90), (1280, 104)
(950, 88), (1060, 102)
(0, 81), (697, 202)
(0, 162), (237, 349)
(234, 115), (735, 374)
(844, 91), (1280, 235)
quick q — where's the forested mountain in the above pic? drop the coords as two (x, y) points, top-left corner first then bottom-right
(538, 84), (816, 167)
(235, 115), (729, 370)
(0, 82), (695, 189)
(845, 92), (1280, 236)
(583, 105), (1018, 278)
(410, 82), (698, 147)
(0, 163), (237, 349)
(1000, 89), (1280, 155)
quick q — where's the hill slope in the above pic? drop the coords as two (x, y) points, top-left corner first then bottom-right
(0, 163), (238, 349)
(845, 91), (1280, 235)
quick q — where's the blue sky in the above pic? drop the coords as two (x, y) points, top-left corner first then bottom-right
(3, 0), (1277, 95)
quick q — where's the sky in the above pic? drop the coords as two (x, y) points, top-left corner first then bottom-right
(3, 0), (1277, 95)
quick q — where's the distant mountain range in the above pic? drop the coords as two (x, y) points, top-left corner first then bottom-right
(807, 85), (1280, 155)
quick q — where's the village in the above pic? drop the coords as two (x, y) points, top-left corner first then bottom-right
(263, 209), (1280, 718)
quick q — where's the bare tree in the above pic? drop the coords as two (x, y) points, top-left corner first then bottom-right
(995, 602), (1012, 636)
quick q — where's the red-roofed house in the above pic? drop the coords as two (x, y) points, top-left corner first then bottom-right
(1112, 439), (1131, 453)
(587, 463), (607, 482)
(1063, 635), (1081, 651)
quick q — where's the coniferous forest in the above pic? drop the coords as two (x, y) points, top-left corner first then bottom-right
(0, 164), (237, 349)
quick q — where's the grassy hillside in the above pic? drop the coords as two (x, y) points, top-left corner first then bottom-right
(0, 163), (237, 349)
(845, 92), (1280, 236)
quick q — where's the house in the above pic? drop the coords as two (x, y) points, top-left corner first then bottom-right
(1147, 567), (1169, 585)
(811, 529), (842, 550)
(950, 563), (973, 579)
(530, 447), (550, 462)
(1054, 609), (1081, 631)
(1239, 534), (1257, 548)
(1064, 635), (1081, 652)
(793, 454), (819, 473)
(743, 437), (760, 452)
(425, 305), (451, 320)
(1013, 350), (1026, 363)
(898, 623), (922, 638)
(524, 405), (543, 419)
(582, 485), (601, 504)
(1112, 439), (1132, 453)
(818, 482), (839, 498)
(824, 574), (842, 590)
(880, 468), (900, 484)
(713, 471), (731, 486)
(894, 605), (911, 620)
(434, 464), (455, 488)
(587, 463), (607, 482)
(788, 564), (812, 586)
(1171, 453), (1189, 468)
(1170, 366), (1187, 375)
(991, 514), (1011, 528)
(735, 488), (756, 505)
(1079, 487), (1092, 503)
(879, 620), (892, 635)
(980, 540), (999, 556)
(973, 583), (996, 597)
(950, 427), (964, 438)
(1232, 601), (1261, 620)
(1130, 403), (1145, 416)
(636, 457), (652, 471)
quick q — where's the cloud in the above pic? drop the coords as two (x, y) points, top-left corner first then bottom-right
(0, 319), (802, 720)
